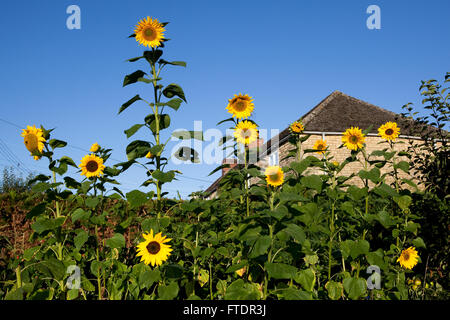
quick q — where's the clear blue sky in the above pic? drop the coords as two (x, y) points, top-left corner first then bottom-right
(0, 0), (449, 198)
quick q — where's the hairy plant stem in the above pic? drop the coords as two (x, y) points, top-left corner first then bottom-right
(389, 140), (401, 192)
(151, 56), (162, 218)
(296, 139), (302, 162)
(244, 146), (250, 217)
(95, 225), (102, 300)
(327, 202), (335, 281)
(15, 265), (22, 288)
(263, 191), (275, 300)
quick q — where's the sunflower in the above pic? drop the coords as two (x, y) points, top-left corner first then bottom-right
(234, 121), (258, 145)
(313, 139), (327, 154)
(79, 154), (105, 178)
(136, 229), (172, 267)
(226, 94), (254, 119)
(134, 16), (165, 48)
(342, 127), (365, 151)
(145, 151), (154, 159)
(378, 121), (400, 141)
(21, 125), (46, 160)
(397, 246), (419, 270)
(290, 121), (304, 134)
(90, 143), (100, 153)
(265, 165), (284, 187)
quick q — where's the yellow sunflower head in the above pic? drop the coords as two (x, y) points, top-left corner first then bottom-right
(342, 126), (365, 151)
(21, 125), (46, 160)
(136, 229), (172, 267)
(290, 121), (304, 134)
(378, 121), (400, 141)
(226, 94), (254, 120)
(234, 120), (258, 145)
(265, 165), (284, 187)
(79, 154), (105, 178)
(134, 16), (166, 48)
(397, 246), (419, 270)
(313, 139), (327, 154)
(145, 151), (154, 159)
(90, 143), (100, 153)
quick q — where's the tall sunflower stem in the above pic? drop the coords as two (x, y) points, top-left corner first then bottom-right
(95, 225), (102, 300)
(151, 59), (163, 218)
(244, 147), (250, 217)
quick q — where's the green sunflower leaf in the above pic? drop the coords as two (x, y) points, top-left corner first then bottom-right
(119, 95), (142, 114)
(123, 70), (146, 87)
(162, 83), (187, 102)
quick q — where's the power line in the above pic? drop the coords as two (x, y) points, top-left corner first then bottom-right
(0, 145), (29, 176)
(1, 117), (214, 187)
(0, 138), (32, 174)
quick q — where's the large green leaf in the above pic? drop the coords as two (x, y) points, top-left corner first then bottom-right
(162, 83), (187, 102)
(144, 50), (163, 65)
(300, 175), (322, 192)
(32, 217), (65, 234)
(124, 124), (145, 138)
(123, 70), (146, 87)
(139, 269), (161, 289)
(105, 233), (125, 249)
(126, 189), (150, 208)
(290, 158), (311, 175)
(294, 268), (316, 292)
(49, 139), (67, 149)
(159, 98), (183, 111)
(224, 279), (260, 300)
(157, 281), (179, 300)
(126, 140), (151, 160)
(152, 170), (176, 183)
(119, 95), (141, 114)
(283, 224), (306, 244)
(343, 277), (366, 300)
(159, 59), (186, 67)
(71, 208), (90, 223)
(74, 230), (89, 250)
(248, 235), (271, 258)
(325, 281), (344, 300)
(145, 114), (171, 133)
(350, 239), (370, 259)
(265, 262), (297, 279)
(26, 203), (47, 219)
(279, 288), (313, 300)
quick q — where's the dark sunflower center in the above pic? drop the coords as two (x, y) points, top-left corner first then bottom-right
(234, 99), (246, 112)
(144, 27), (156, 40)
(349, 135), (359, 144)
(24, 134), (38, 151)
(241, 129), (251, 138)
(146, 241), (161, 254)
(403, 252), (410, 261)
(270, 173), (280, 181)
(86, 160), (99, 173)
(385, 129), (394, 136)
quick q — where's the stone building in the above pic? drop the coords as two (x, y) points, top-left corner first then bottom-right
(205, 90), (424, 198)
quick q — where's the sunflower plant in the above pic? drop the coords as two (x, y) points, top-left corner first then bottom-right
(117, 16), (202, 218)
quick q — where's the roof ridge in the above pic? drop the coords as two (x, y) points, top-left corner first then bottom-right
(300, 90), (341, 125)
(336, 91), (398, 118)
